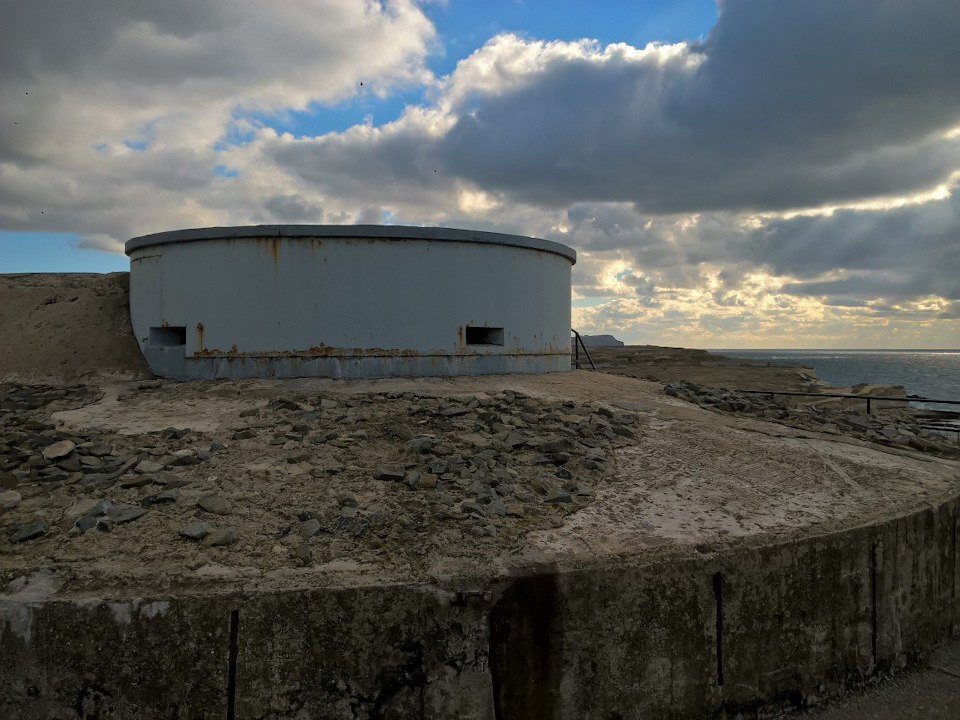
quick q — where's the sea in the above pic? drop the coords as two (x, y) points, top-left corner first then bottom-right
(707, 349), (960, 433)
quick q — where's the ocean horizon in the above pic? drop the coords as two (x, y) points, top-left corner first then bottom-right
(705, 349), (960, 412)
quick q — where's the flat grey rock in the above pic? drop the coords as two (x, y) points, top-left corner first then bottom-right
(9, 519), (49, 543)
(179, 521), (213, 541)
(203, 527), (238, 546)
(197, 494), (232, 515)
(120, 475), (154, 489)
(42, 440), (75, 461)
(141, 489), (179, 507)
(545, 488), (573, 503)
(296, 518), (321, 538)
(374, 464), (405, 482)
(110, 506), (148, 526)
(135, 460), (164, 474)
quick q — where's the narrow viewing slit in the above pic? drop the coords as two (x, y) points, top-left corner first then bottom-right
(713, 571), (724, 687)
(149, 326), (186, 347)
(466, 326), (504, 346)
(227, 608), (239, 720)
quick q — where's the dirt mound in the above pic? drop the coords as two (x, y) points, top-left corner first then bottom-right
(0, 273), (151, 383)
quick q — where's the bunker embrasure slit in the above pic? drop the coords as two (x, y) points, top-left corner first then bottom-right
(227, 608), (239, 720)
(489, 573), (561, 719)
(465, 326), (504, 346)
(713, 571), (724, 686)
(870, 543), (879, 665)
(149, 326), (186, 347)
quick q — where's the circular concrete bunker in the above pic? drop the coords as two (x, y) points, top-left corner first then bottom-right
(125, 225), (576, 380)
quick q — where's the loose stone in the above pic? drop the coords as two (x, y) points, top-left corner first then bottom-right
(461, 500), (486, 518)
(110, 506), (148, 526)
(179, 521), (213, 541)
(544, 488), (574, 503)
(427, 458), (449, 475)
(505, 503), (525, 517)
(0, 490), (21, 509)
(373, 464), (405, 482)
(392, 425), (415, 441)
(405, 437), (436, 454)
(294, 542), (313, 566)
(57, 456), (82, 473)
(42, 440), (75, 461)
(197, 494), (232, 515)
(141, 489), (179, 507)
(74, 500), (110, 531)
(337, 492), (358, 508)
(296, 518), (322, 538)
(203, 527), (238, 546)
(486, 497), (507, 517)
(135, 460), (164, 474)
(9, 519), (49, 543)
(170, 451), (201, 467)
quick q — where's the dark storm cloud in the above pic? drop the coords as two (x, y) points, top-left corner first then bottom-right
(433, 0), (960, 213)
(269, 123), (447, 207)
(263, 195), (325, 223)
(559, 190), (960, 308)
(754, 200), (960, 301)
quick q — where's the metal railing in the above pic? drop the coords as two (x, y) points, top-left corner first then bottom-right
(571, 329), (596, 370)
(734, 389), (960, 415)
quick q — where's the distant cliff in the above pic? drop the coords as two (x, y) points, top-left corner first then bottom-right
(579, 334), (625, 347)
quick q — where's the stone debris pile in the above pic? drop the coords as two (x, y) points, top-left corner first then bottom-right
(665, 380), (960, 458)
(1, 381), (643, 586)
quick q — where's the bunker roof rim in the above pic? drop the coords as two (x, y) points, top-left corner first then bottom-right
(124, 224), (576, 264)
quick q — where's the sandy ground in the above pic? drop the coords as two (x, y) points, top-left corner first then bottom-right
(0, 273), (150, 383)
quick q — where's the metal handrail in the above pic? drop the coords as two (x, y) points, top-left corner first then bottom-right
(571, 329), (596, 370)
(734, 389), (960, 415)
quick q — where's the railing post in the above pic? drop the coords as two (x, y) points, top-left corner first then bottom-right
(570, 329), (596, 370)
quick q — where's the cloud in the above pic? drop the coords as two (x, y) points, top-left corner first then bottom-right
(289, 1), (960, 214)
(3, 0), (959, 347)
(262, 195), (325, 223)
(0, 0), (436, 242)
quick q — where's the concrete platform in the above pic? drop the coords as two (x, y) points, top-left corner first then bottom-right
(2, 371), (959, 718)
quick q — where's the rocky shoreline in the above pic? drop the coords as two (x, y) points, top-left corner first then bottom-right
(665, 379), (960, 458)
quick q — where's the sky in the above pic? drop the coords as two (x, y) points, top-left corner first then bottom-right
(1, 0), (959, 349)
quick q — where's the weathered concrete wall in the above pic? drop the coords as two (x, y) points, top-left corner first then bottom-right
(3, 496), (959, 719)
(1, 584), (493, 720)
